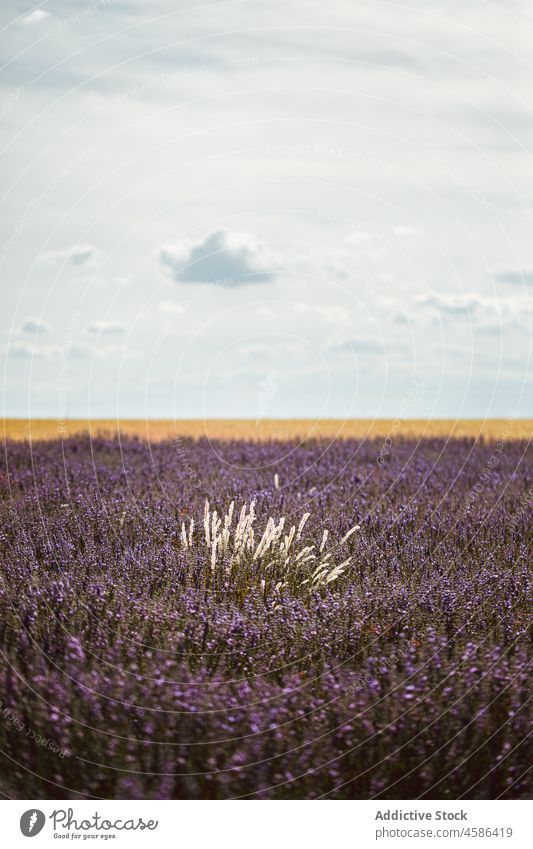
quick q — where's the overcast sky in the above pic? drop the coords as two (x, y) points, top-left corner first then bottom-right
(1, 0), (532, 420)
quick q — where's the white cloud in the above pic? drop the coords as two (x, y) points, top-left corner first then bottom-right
(413, 290), (529, 333)
(66, 343), (92, 360)
(113, 276), (130, 287)
(238, 340), (308, 359)
(393, 226), (422, 237)
(7, 337), (125, 360)
(86, 321), (126, 334)
(8, 341), (58, 359)
(20, 10), (50, 25)
(494, 267), (533, 287)
(347, 230), (371, 243)
(324, 335), (385, 355)
(66, 341), (131, 360)
(158, 300), (186, 315)
(158, 229), (277, 286)
(21, 317), (50, 334)
(38, 244), (96, 268)
(294, 302), (351, 328)
(415, 291), (486, 317)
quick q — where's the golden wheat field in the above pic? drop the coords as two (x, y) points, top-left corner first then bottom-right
(2, 418), (532, 442)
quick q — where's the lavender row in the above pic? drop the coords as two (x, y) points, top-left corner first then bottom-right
(0, 435), (531, 799)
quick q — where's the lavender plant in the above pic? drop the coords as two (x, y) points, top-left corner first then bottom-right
(0, 435), (530, 799)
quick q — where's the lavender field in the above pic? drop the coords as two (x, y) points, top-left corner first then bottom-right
(0, 434), (531, 800)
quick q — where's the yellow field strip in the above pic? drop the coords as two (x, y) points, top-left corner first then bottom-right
(2, 418), (532, 442)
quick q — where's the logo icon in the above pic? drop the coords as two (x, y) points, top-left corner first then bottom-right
(256, 368), (278, 425)
(20, 810), (46, 837)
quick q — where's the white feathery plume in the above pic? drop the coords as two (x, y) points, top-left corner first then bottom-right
(296, 512), (310, 540)
(203, 500), (210, 546)
(281, 525), (296, 557)
(210, 537), (215, 570)
(211, 510), (221, 547)
(340, 524), (360, 545)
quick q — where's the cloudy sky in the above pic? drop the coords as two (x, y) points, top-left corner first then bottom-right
(1, 0), (532, 420)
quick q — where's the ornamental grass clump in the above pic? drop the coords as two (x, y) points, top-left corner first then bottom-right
(178, 499), (358, 599)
